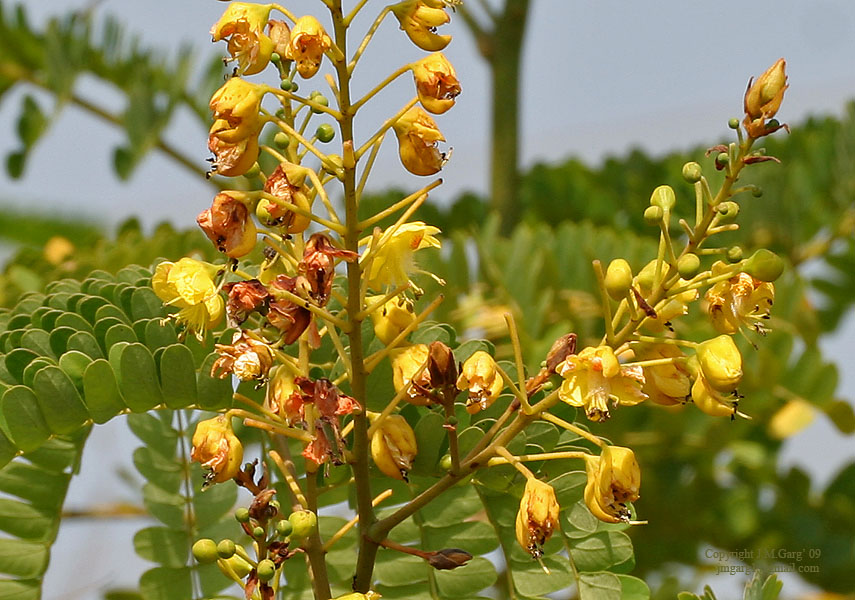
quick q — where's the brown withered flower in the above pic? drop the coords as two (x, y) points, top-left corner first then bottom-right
(223, 279), (270, 327)
(197, 192), (258, 258)
(267, 19), (291, 57)
(743, 58), (788, 138)
(262, 163), (312, 233)
(298, 233), (358, 306)
(293, 377), (359, 466)
(267, 275), (312, 344)
(212, 330), (274, 381)
(427, 341), (457, 391)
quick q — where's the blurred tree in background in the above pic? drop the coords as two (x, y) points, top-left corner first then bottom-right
(0, 2), (853, 599)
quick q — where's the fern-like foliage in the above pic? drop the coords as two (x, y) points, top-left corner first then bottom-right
(0, 265), (236, 599)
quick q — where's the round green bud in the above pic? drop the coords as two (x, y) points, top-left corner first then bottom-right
(541, 380), (554, 391)
(643, 205), (663, 225)
(716, 201), (739, 221)
(270, 52), (281, 64)
(439, 454), (453, 471)
(257, 559), (276, 582)
(677, 253), (701, 279)
(235, 508), (251, 523)
(715, 152), (730, 167)
(223, 554), (253, 579)
(751, 186), (763, 198)
(650, 185), (676, 210)
(767, 118), (780, 129)
(279, 78), (293, 92)
(192, 539), (219, 564)
(243, 162), (261, 179)
(288, 510), (318, 539)
(290, 80), (299, 93)
(273, 132), (290, 149)
(311, 95), (329, 113)
(316, 123), (335, 143)
(446, 415), (458, 426)
(728, 118), (740, 130)
(744, 249), (784, 282)
(275, 519), (293, 537)
(217, 539), (236, 559)
(604, 258), (633, 301)
(726, 246), (743, 263)
(252, 526), (266, 540)
(682, 161), (703, 183)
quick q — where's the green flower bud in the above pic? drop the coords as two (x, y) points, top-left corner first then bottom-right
(604, 258), (633, 301)
(311, 94), (329, 113)
(252, 526), (266, 540)
(677, 253), (701, 279)
(439, 454), (453, 471)
(767, 118), (780, 130)
(256, 198), (275, 224)
(275, 519), (293, 537)
(716, 201), (739, 222)
(728, 118), (740, 130)
(316, 123), (335, 143)
(217, 539), (236, 559)
(235, 507), (251, 523)
(275, 108), (286, 119)
(751, 186), (763, 198)
(288, 510), (318, 539)
(744, 249), (784, 282)
(650, 185), (676, 210)
(270, 52), (281, 64)
(280, 78), (293, 91)
(715, 152), (729, 168)
(541, 380), (554, 391)
(290, 80), (299, 93)
(192, 539), (219, 564)
(643, 205), (663, 225)
(274, 132), (290, 149)
(682, 162), (702, 183)
(257, 559), (276, 582)
(726, 246), (743, 263)
(221, 554), (253, 579)
(446, 415), (458, 426)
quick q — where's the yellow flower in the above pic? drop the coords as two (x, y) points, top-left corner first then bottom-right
(191, 415), (243, 486)
(152, 258), (224, 337)
(391, 344), (433, 406)
(209, 77), (266, 143)
(367, 294), (416, 346)
(207, 124), (259, 177)
(284, 15), (331, 79)
(211, 2), (274, 75)
(705, 267), (774, 336)
(515, 478), (559, 558)
(584, 445), (641, 524)
(695, 335), (742, 393)
(411, 52), (460, 114)
(557, 346), (646, 422)
(635, 343), (690, 406)
(456, 351), (504, 414)
(360, 221), (441, 290)
(690, 374), (739, 418)
(370, 414), (418, 481)
(392, 106), (448, 176)
(391, 0), (452, 52)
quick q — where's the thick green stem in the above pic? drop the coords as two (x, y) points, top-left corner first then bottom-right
(328, 0), (379, 592)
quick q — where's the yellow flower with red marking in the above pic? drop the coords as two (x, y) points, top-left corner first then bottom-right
(456, 351), (504, 414)
(391, 0), (452, 51)
(584, 446), (641, 524)
(705, 267), (774, 336)
(515, 478), (559, 558)
(392, 106), (448, 176)
(557, 346), (646, 422)
(411, 52), (460, 114)
(284, 15), (331, 79)
(211, 2), (274, 75)
(191, 415), (243, 486)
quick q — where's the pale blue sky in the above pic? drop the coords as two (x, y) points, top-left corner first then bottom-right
(1, 1), (853, 598)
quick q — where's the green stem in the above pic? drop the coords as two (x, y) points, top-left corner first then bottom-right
(304, 471), (332, 600)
